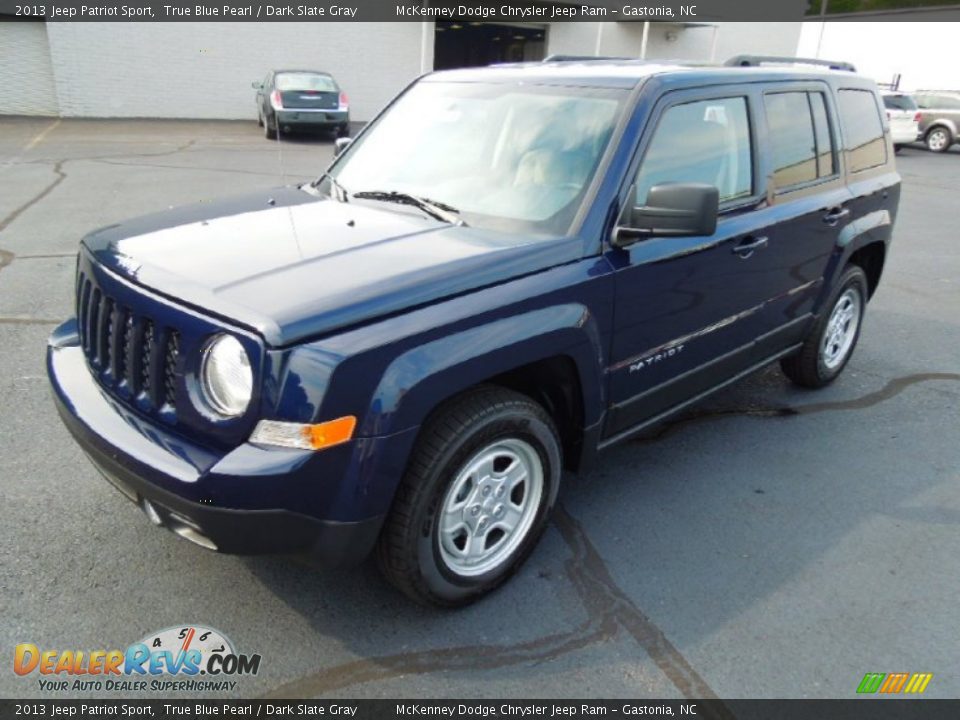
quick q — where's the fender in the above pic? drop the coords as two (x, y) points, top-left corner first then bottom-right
(362, 303), (606, 439)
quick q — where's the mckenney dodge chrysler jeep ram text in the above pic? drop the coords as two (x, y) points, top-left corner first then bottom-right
(48, 57), (900, 606)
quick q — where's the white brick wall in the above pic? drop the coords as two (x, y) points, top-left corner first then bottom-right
(0, 21), (59, 116)
(546, 22), (802, 64)
(45, 22), (427, 121)
(3, 20), (803, 121)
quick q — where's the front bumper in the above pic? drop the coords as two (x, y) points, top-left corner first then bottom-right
(48, 323), (384, 566)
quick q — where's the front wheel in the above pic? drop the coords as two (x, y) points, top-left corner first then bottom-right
(925, 126), (952, 153)
(780, 265), (868, 388)
(377, 387), (561, 607)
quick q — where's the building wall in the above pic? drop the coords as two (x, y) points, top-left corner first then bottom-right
(546, 21), (802, 64)
(0, 21), (59, 116)
(44, 22), (427, 121)
(2, 20), (802, 120)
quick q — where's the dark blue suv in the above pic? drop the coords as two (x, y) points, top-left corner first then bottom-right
(48, 57), (900, 606)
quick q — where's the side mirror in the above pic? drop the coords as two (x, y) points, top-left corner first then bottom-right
(334, 137), (352, 157)
(251, 81), (262, 90)
(614, 183), (719, 247)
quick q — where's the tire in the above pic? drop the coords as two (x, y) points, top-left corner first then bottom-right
(256, 110), (263, 128)
(780, 265), (868, 389)
(377, 386), (562, 607)
(264, 114), (280, 140)
(925, 126), (952, 153)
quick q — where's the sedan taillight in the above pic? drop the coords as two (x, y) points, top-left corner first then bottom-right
(914, 111), (922, 122)
(270, 90), (283, 110)
(338, 91), (349, 111)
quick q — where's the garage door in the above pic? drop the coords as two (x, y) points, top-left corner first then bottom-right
(0, 20), (59, 116)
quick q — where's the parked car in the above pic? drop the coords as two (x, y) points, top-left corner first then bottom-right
(252, 70), (349, 139)
(49, 56), (899, 606)
(913, 90), (960, 152)
(881, 91), (921, 151)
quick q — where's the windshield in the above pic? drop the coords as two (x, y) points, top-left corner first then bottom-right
(276, 73), (337, 92)
(331, 81), (626, 236)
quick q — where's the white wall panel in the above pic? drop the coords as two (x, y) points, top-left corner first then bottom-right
(0, 22), (59, 116)
(45, 22), (424, 121)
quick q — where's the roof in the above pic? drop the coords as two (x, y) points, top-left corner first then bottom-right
(424, 59), (870, 89)
(274, 69), (333, 76)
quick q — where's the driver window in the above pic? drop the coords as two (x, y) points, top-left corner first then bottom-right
(635, 96), (753, 206)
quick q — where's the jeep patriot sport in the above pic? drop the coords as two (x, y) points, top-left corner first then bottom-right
(48, 56), (900, 605)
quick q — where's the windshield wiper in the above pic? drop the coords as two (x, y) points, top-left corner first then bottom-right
(352, 190), (466, 226)
(311, 172), (349, 203)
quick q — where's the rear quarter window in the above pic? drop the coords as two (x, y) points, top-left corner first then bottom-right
(837, 89), (887, 174)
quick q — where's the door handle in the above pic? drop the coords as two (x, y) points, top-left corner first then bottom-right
(823, 207), (850, 226)
(732, 235), (768, 258)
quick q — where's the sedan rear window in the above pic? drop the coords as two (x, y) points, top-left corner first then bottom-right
(883, 94), (918, 111)
(276, 73), (337, 92)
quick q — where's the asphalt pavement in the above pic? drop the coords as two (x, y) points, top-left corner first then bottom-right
(1, 118), (957, 701)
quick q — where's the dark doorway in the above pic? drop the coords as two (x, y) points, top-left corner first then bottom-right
(433, 22), (546, 71)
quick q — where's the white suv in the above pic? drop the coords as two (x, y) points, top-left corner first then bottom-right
(882, 92), (921, 151)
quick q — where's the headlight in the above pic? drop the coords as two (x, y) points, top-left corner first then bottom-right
(201, 335), (253, 417)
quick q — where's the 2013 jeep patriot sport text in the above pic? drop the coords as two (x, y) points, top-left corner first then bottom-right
(48, 57), (900, 606)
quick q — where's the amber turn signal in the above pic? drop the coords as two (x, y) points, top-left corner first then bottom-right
(250, 416), (357, 451)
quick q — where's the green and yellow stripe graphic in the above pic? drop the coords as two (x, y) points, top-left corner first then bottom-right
(857, 672), (933, 694)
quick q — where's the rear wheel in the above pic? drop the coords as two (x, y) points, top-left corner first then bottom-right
(925, 126), (952, 153)
(780, 265), (868, 389)
(264, 118), (277, 140)
(377, 387), (561, 607)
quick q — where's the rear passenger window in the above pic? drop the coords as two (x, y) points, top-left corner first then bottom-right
(635, 96), (752, 205)
(765, 92), (818, 187)
(837, 89), (887, 173)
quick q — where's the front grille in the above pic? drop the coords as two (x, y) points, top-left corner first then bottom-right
(76, 270), (180, 415)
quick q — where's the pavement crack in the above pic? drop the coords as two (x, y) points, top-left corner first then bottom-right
(262, 504), (728, 711)
(0, 160), (67, 234)
(553, 506), (733, 719)
(633, 372), (960, 445)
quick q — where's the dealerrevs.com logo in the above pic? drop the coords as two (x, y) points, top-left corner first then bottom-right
(14, 625), (261, 693)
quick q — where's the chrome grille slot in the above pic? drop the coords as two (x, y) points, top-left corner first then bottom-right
(118, 311), (133, 387)
(163, 331), (180, 408)
(140, 320), (155, 403)
(78, 276), (92, 355)
(88, 289), (102, 367)
(74, 268), (181, 419)
(98, 297), (114, 369)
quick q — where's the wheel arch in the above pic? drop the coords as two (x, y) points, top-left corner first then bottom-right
(847, 241), (887, 299)
(925, 120), (957, 138)
(361, 304), (606, 472)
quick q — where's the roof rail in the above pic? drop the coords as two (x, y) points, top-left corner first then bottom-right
(725, 55), (856, 72)
(542, 54), (632, 63)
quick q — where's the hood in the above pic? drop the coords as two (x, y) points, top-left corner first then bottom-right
(82, 187), (581, 346)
